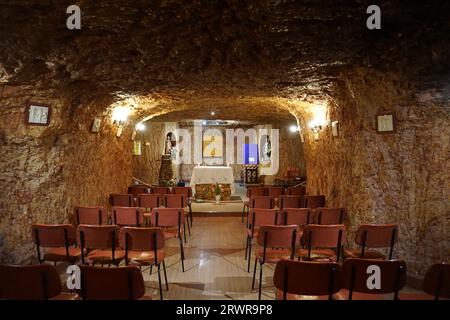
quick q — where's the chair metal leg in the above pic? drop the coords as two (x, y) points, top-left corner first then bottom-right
(189, 203), (193, 226)
(183, 224), (187, 243)
(245, 236), (249, 260)
(150, 265), (153, 275)
(252, 257), (257, 289)
(180, 238), (185, 272)
(162, 260), (169, 291)
(186, 220), (191, 236)
(157, 264), (163, 300)
(258, 263), (263, 300)
(247, 240), (252, 272)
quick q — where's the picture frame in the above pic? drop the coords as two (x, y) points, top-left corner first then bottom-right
(376, 112), (396, 133)
(331, 121), (339, 137)
(25, 104), (51, 126)
(90, 118), (102, 133)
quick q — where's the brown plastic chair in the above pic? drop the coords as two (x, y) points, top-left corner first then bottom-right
(278, 195), (303, 210)
(172, 186), (194, 226)
(335, 258), (407, 300)
(164, 194), (191, 237)
(136, 194), (161, 209)
(399, 263), (450, 300)
(74, 206), (108, 226)
(151, 208), (186, 272)
(266, 186), (285, 198)
(112, 206), (145, 227)
(79, 265), (150, 300)
(303, 195), (325, 209)
(344, 224), (398, 260)
(109, 193), (134, 207)
(242, 187), (267, 222)
(252, 225), (298, 299)
(286, 186), (306, 196)
(0, 264), (78, 300)
(77, 225), (125, 266)
(120, 227), (167, 300)
(245, 208), (278, 272)
(314, 208), (346, 225)
(128, 185), (151, 196)
(273, 259), (341, 300)
(280, 208), (312, 241)
(151, 186), (171, 195)
(32, 224), (83, 264)
(298, 224), (346, 262)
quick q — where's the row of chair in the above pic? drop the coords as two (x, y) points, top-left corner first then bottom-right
(1, 261), (448, 300)
(246, 185), (306, 197)
(127, 185), (191, 196)
(242, 195), (326, 222)
(272, 259), (450, 300)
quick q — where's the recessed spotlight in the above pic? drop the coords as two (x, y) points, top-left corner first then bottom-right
(210, 111), (215, 116)
(136, 123), (145, 131)
(289, 125), (299, 133)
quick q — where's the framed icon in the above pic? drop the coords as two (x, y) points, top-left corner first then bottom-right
(331, 121), (339, 137)
(376, 113), (396, 133)
(91, 118), (102, 133)
(26, 105), (51, 126)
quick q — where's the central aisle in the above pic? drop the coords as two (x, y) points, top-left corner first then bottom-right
(143, 216), (276, 300)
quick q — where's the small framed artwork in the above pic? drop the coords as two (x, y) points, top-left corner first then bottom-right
(90, 118), (102, 133)
(331, 121), (339, 137)
(376, 112), (396, 133)
(25, 104), (51, 126)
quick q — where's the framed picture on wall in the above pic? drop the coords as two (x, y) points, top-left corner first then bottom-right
(90, 118), (102, 133)
(25, 104), (51, 126)
(376, 112), (396, 133)
(331, 121), (339, 137)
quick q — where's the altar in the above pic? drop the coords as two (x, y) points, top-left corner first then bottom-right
(190, 166), (235, 200)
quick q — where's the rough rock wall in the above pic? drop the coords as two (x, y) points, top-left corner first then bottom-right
(298, 68), (450, 278)
(0, 87), (133, 264)
(132, 122), (165, 185)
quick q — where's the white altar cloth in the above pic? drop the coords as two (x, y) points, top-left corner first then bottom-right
(190, 166), (235, 195)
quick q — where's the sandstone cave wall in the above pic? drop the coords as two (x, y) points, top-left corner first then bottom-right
(298, 68), (449, 278)
(0, 87), (133, 264)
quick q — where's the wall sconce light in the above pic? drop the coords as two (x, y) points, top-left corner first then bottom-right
(136, 123), (145, 131)
(309, 120), (323, 141)
(112, 107), (130, 127)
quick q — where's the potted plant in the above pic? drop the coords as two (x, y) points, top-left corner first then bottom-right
(214, 183), (221, 204)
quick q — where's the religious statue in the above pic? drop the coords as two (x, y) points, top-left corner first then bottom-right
(262, 135), (271, 161)
(165, 134), (172, 155)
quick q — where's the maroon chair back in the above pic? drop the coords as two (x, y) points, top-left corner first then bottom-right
(314, 208), (346, 225)
(422, 263), (450, 299)
(303, 224), (346, 248)
(151, 186), (171, 195)
(249, 195), (275, 209)
(151, 208), (185, 228)
(0, 264), (62, 300)
(109, 194), (134, 207)
(279, 195), (303, 209)
(165, 194), (187, 208)
(77, 225), (120, 250)
(79, 265), (145, 300)
(119, 227), (165, 252)
(32, 224), (77, 247)
(128, 185), (150, 196)
(355, 224), (398, 259)
(257, 225), (298, 253)
(246, 187), (266, 197)
(286, 186), (306, 196)
(303, 195), (325, 209)
(112, 207), (145, 227)
(282, 208), (312, 226)
(248, 209), (278, 232)
(136, 194), (161, 209)
(266, 186), (285, 198)
(273, 260), (341, 300)
(74, 206), (107, 225)
(172, 186), (192, 198)
(341, 258), (407, 299)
